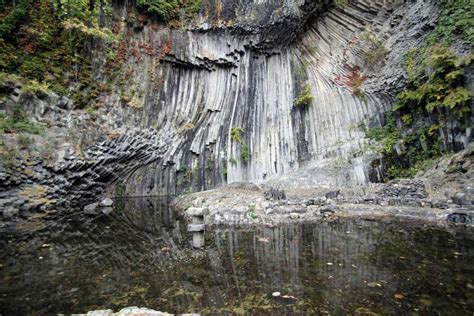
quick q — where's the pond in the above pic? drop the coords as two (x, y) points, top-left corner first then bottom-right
(1, 197), (474, 315)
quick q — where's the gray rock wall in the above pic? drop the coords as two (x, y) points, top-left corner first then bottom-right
(0, 0), (450, 206)
(105, 0), (439, 195)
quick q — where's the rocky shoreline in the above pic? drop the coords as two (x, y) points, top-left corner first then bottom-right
(176, 177), (474, 227)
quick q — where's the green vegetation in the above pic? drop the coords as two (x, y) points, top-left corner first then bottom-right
(364, 46), (472, 179)
(136, 0), (202, 22)
(426, 0), (473, 46)
(0, 0), (116, 104)
(0, 111), (46, 134)
(395, 46), (472, 119)
(17, 134), (32, 150)
(240, 145), (250, 163)
(206, 156), (214, 172)
(361, 0), (473, 180)
(335, 0), (348, 7)
(0, 140), (19, 168)
(231, 127), (244, 144)
(361, 31), (388, 66)
(247, 204), (257, 219)
(0, 0), (198, 110)
(115, 182), (126, 197)
(294, 84), (314, 108)
(229, 157), (237, 166)
(223, 162), (228, 178)
(0, 73), (50, 96)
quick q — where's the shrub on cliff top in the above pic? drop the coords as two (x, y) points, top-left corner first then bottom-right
(136, 0), (202, 22)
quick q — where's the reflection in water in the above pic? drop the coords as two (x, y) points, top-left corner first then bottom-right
(1, 197), (474, 315)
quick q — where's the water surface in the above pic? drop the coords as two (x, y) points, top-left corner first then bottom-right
(1, 197), (473, 314)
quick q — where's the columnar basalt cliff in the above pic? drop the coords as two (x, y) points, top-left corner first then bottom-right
(102, 0), (441, 195)
(0, 0), (472, 218)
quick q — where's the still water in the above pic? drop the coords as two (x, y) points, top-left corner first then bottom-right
(1, 197), (474, 315)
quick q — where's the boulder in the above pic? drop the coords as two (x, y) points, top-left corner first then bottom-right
(102, 207), (113, 215)
(452, 192), (469, 206)
(86, 310), (113, 316)
(56, 96), (71, 110)
(264, 187), (286, 200)
(447, 212), (472, 224)
(186, 207), (209, 216)
(100, 197), (114, 207)
(84, 203), (99, 215)
(115, 307), (172, 315)
(325, 190), (340, 199)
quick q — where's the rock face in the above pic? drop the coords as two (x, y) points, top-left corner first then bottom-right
(101, 0), (442, 196)
(0, 0), (470, 216)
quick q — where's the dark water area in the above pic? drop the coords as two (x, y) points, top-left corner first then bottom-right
(1, 197), (474, 315)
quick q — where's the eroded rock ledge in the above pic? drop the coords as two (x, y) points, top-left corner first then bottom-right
(176, 144), (474, 226)
(177, 181), (473, 226)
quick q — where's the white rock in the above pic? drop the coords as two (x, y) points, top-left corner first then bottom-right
(186, 207), (209, 216)
(100, 198), (113, 207)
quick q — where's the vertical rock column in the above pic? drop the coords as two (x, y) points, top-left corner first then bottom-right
(186, 207), (209, 248)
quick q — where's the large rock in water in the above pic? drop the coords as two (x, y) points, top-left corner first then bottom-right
(84, 307), (174, 315)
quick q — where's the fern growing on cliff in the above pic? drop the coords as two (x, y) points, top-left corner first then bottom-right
(231, 127), (244, 144)
(294, 84), (314, 107)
